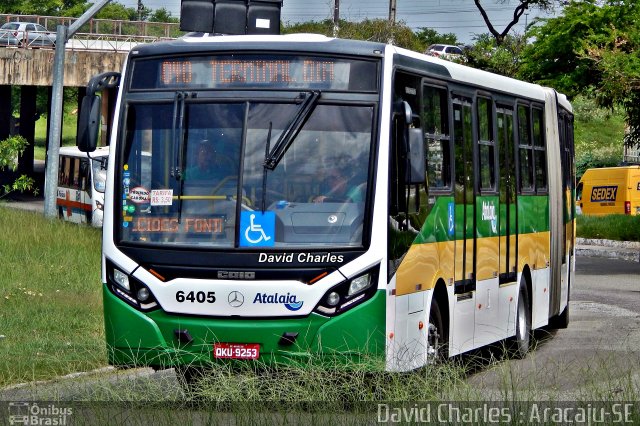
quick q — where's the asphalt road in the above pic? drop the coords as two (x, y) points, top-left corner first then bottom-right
(468, 255), (640, 400)
(1, 256), (638, 403)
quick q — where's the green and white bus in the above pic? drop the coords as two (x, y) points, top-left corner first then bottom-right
(78, 33), (575, 374)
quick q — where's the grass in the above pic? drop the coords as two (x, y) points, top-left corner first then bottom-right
(0, 206), (638, 418)
(0, 207), (105, 387)
(577, 214), (640, 242)
(32, 112), (78, 161)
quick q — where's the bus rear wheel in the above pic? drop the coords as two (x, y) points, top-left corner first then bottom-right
(512, 278), (532, 358)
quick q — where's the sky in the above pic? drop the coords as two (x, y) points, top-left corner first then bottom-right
(118, 0), (560, 44)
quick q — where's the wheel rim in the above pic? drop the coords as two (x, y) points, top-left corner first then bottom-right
(517, 295), (526, 337)
(427, 322), (440, 362)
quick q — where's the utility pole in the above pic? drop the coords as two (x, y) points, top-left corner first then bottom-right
(44, 0), (112, 219)
(333, 0), (339, 37)
(389, 0), (397, 23)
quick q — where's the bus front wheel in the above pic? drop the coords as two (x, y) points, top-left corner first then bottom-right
(428, 298), (445, 363)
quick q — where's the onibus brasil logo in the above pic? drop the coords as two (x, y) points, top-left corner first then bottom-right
(8, 402), (73, 425)
(253, 292), (304, 311)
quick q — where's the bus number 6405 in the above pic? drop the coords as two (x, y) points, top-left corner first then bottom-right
(175, 290), (216, 303)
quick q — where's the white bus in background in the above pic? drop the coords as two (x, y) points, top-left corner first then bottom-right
(57, 146), (109, 227)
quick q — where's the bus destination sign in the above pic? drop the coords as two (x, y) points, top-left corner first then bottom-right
(131, 55), (377, 91)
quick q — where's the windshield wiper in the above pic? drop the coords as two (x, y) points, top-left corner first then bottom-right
(263, 91), (321, 170)
(171, 91), (188, 222)
(260, 122), (273, 212)
(172, 92), (188, 181)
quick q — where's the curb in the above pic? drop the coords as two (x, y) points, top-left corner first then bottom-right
(576, 238), (640, 263)
(0, 367), (116, 392)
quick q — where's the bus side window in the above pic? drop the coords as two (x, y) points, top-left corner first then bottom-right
(71, 158), (80, 189)
(576, 181), (583, 201)
(64, 157), (72, 187)
(532, 106), (547, 192)
(80, 158), (91, 194)
(477, 96), (496, 192)
(422, 84), (451, 189)
(58, 156), (67, 187)
(517, 104), (534, 192)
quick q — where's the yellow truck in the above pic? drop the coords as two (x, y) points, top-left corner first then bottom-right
(577, 166), (640, 215)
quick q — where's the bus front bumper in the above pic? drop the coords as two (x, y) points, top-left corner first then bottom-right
(103, 284), (385, 368)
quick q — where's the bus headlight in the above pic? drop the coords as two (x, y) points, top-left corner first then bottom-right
(326, 292), (340, 306)
(107, 260), (159, 312)
(314, 265), (379, 317)
(137, 287), (150, 302)
(113, 268), (130, 291)
(348, 274), (372, 296)
(95, 200), (104, 210)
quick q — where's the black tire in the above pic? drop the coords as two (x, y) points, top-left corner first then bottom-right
(428, 297), (446, 363)
(513, 278), (532, 358)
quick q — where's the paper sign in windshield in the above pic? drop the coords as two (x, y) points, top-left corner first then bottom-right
(151, 189), (174, 206)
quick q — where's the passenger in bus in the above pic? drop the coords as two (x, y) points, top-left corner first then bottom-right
(312, 165), (365, 203)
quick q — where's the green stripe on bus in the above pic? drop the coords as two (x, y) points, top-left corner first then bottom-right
(410, 194), (550, 245)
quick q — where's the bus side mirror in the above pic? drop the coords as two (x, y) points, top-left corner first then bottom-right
(77, 95), (101, 153)
(407, 127), (425, 185)
(394, 100), (413, 125)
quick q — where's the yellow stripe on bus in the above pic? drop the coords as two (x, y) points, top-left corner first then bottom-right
(395, 231), (552, 297)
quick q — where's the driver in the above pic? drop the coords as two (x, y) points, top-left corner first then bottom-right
(185, 140), (236, 181)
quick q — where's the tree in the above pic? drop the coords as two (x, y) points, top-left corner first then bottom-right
(95, 2), (138, 21)
(149, 8), (178, 23)
(283, 19), (423, 52)
(520, 0), (640, 148)
(0, 135), (36, 199)
(415, 28), (458, 50)
(465, 33), (527, 77)
(474, 0), (557, 45)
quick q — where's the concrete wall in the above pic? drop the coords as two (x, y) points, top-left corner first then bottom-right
(0, 48), (127, 87)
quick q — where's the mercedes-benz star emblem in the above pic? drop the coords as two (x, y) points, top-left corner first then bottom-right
(228, 291), (244, 308)
(328, 214), (338, 224)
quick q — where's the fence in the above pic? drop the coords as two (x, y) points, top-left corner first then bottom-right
(0, 13), (182, 38)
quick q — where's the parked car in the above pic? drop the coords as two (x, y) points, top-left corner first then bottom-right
(0, 22), (56, 47)
(0, 28), (20, 46)
(426, 44), (465, 61)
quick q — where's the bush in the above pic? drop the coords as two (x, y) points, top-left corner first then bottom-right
(577, 214), (640, 242)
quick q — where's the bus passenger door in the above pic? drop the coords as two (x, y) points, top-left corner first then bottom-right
(474, 97), (501, 347)
(451, 96), (476, 354)
(497, 106), (518, 338)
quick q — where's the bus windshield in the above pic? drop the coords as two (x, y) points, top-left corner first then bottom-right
(119, 100), (373, 249)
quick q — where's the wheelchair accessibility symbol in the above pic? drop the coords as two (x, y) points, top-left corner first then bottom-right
(447, 202), (455, 237)
(240, 211), (275, 247)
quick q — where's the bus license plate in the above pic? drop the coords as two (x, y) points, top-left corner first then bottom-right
(213, 343), (260, 360)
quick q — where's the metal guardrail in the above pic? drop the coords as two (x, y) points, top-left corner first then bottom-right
(0, 13), (181, 38)
(0, 14), (180, 52)
(67, 33), (175, 52)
